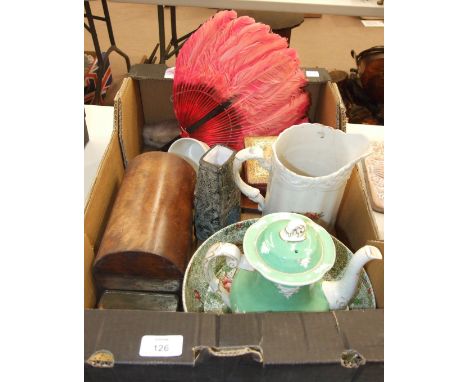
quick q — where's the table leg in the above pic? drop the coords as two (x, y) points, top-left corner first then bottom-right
(157, 5), (166, 64)
(170, 6), (178, 56)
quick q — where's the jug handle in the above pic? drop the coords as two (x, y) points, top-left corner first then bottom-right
(233, 146), (268, 211)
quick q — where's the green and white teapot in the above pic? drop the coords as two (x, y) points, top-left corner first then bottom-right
(203, 212), (382, 313)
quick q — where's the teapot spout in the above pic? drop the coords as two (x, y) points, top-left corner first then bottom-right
(322, 245), (382, 310)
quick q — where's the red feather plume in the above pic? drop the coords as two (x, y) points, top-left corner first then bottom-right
(173, 10), (309, 150)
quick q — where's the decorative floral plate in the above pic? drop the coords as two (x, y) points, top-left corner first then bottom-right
(182, 219), (376, 313)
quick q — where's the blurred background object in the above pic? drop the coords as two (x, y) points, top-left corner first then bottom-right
(84, 3), (383, 106)
(84, 0), (130, 104)
(330, 46), (384, 125)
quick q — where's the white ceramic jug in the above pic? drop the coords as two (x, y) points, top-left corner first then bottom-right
(233, 123), (371, 226)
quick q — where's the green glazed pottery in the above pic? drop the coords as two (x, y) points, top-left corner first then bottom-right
(182, 214), (382, 313)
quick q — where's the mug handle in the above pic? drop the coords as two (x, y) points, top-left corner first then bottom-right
(203, 243), (242, 297)
(233, 146), (269, 211)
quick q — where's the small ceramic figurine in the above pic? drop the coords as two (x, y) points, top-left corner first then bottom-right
(202, 212), (382, 313)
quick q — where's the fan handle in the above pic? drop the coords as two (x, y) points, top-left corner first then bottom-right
(233, 146), (269, 211)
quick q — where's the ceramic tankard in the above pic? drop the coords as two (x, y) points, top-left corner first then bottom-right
(233, 123), (372, 226)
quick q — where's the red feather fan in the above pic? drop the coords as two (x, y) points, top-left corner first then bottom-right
(173, 10), (309, 150)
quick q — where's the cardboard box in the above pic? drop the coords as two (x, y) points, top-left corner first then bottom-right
(84, 65), (383, 381)
(336, 169), (384, 309)
(334, 124), (384, 309)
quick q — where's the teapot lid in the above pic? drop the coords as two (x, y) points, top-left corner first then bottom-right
(243, 212), (336, 286)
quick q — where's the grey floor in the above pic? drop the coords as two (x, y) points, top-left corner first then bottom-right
(84, 3), (384, 105)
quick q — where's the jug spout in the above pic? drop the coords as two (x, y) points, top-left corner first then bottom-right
(322, 245), (382, 310)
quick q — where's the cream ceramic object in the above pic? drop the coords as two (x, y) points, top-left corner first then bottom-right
(168, 138), (210, 173)
(233, 123), (372, 226)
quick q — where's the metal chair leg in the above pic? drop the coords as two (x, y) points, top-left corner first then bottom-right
(157, 5), (166, 64)
(101, 0), (130, 71)
(84, 0), (131, 104)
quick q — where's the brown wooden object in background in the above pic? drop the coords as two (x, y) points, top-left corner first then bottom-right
(93, 152), (196, 293)
(352, 46), (384, 104)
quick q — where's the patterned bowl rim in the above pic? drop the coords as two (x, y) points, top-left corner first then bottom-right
(182, 218), (376, 312)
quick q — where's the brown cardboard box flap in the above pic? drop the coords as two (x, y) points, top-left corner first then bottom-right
(129, 64), (176, 127)
(84, 132), (125, 308)
(85, 310), (383, 380)
(316, 81), (347, 130)
(84, 233), (96, 309)
(335, 167), (379, 252)
(115, 77), (144, 167)
(84, 133), (124, 248)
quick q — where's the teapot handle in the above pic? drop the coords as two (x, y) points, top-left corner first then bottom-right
(203, 242), (254, 308)
(203, 242), (242, 295)
(233, 146), (269, 211)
